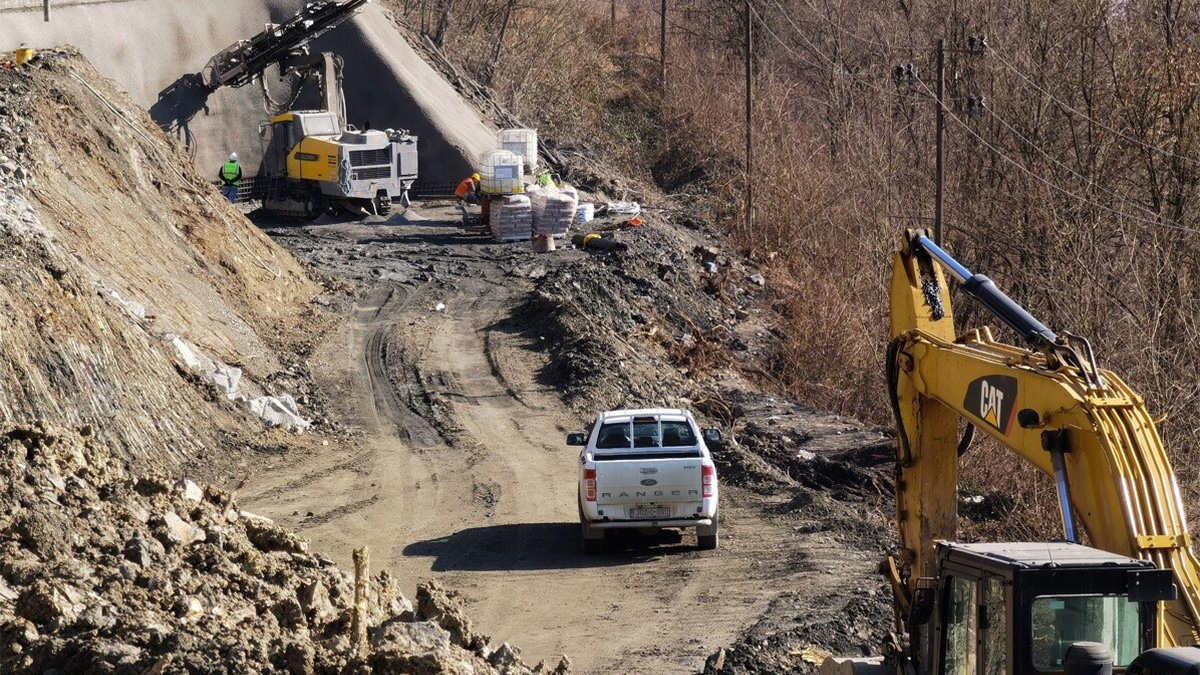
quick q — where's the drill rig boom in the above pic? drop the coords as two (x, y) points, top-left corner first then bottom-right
(201, 0), (370, 91)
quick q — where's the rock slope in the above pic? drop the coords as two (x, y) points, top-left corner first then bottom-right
(0, 51), (323, 467)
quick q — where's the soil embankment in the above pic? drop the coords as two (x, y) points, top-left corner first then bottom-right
(0, 52), (321, 466)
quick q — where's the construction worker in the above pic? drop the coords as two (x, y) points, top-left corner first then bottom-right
(456, 172), (492, 231)
(455, 172), (481, 204)
(219, 152), (242, 203)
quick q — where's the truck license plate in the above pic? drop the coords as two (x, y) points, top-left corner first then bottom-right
(629, 507), (671, 519)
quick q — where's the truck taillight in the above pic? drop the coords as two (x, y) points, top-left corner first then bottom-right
(702, 464), (715, 498)
(584, 468), (597, 502)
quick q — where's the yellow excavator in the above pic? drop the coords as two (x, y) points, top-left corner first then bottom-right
(825, 230), (1200, 675)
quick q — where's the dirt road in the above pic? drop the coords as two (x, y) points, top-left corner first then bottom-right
(241, 206), (871, 673)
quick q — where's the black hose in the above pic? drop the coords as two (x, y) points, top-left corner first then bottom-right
(957, 422), (976, 456)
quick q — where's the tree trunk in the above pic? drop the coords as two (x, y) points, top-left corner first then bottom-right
(433, 0), (454, 48)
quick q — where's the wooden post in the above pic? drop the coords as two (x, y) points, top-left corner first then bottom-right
(659, 0), (667, 87)
(934, 39), (945, 247)
(43, 0), (51, 22)
(744, 0), (754, 237)
(351, 546), (370, 656)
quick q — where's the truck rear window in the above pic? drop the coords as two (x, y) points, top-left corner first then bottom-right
(596, 423), (632, 449)
(595, 420), (697, 449)
(661, 421), (696, 446)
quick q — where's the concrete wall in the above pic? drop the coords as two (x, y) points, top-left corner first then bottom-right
(0, 0), (495, 184)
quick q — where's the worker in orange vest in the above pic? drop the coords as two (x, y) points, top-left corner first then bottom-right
(456, 172), (491, 229)
(455, 173), (481, 203)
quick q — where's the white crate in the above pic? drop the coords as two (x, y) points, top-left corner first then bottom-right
(480, 150), (525, 195)
(498, 128), (538, 171)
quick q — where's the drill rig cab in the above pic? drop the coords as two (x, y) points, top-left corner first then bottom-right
(258, 110), (417, 219)
(826, 231), (1200, 675)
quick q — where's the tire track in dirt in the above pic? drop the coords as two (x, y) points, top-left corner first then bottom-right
(244, 212), (837, 675)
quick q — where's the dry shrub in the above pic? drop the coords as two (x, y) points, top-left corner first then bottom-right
(656, 0), (1200, 535)
(392, 0), (1200, 532)
(387, 0), (660, 180)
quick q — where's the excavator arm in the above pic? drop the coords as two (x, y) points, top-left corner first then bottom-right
(887, 230), (1200, 665)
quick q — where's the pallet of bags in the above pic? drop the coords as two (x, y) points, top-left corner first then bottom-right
(490, 194), (534, 242)
(527, 184), (578, 238)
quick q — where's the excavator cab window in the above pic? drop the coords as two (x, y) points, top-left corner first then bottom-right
(940, 573), (1009, 675)
(1030, 595), (1141, 671)
(944, 576), (979, 675)
(981, 576), (1008, 675)
(259, 121), (299, 178)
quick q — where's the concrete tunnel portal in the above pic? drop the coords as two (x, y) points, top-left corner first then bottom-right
(1, 0), (497, 189)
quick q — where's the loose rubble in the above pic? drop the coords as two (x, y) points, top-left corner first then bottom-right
(0, 422), (567, 674)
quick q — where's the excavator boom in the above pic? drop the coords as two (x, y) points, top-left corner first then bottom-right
(887, 231), (1200, 668)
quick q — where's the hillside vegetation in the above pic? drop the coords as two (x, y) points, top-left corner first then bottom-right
(396, 0), (1200, 531)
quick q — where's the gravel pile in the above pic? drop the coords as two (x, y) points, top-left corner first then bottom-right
(0, 422), (568, 675)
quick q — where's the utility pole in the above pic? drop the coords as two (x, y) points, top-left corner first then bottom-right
(43, 0), (50, 22)
(659, 0), (667, 87)
(934, 39), (945, 247)
(490, 0), (517, 66)
(745, 0), (753, 236)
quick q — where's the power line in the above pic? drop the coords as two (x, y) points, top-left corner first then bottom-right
(748, 3), (829, 73)
(748, 0), (910, 101)
(987, 106), (1175, 226)
(748, 2), (1198, 235)
(988, 45), (1200, 168)
(912, 77), (1200, 235)
(792, 0), (896, 51)
(741, 4), (833, 108)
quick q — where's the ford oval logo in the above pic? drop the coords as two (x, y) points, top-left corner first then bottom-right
(640, 479), (658, 486)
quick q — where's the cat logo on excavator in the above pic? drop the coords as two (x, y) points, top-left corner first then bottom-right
(964, 375), (1018, 434)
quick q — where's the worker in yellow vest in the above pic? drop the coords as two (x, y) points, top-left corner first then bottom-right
(219, 153), (242, 203)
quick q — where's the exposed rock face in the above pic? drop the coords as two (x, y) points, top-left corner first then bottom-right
(0, 53), (322, 469)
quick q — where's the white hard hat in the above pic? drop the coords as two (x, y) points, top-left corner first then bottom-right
(229, 152), (239, 162)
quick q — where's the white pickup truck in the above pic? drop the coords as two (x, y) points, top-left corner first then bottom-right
(567, 408), (721, 553)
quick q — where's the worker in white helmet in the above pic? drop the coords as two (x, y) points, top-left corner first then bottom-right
(218, 152), (242, 203)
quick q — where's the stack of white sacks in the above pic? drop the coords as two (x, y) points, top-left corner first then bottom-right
(490, 194), (535, 241)
(527, 184), (578, 237)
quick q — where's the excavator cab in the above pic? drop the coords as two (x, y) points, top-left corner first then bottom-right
(930, 542), (1174, 675)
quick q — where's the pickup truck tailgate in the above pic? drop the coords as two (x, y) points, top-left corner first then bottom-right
(594, 454), (703, 505)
